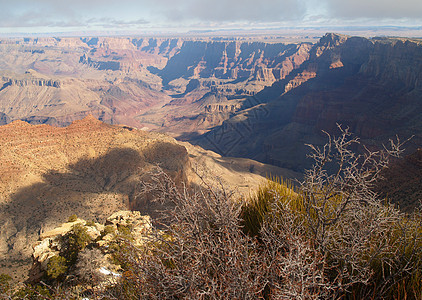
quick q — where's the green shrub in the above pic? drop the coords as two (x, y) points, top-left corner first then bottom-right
(0, 273), (12, 294)
(61, 224), (92, 265)
(67, 214), (77, 222)
(13, 284), (52, 300)
(46, 255), (68, 280)
(117, 224), (133, 237)
(85, 220), (96, 227)
(101, 225), (115, 237)
(240, 177), (298, 236)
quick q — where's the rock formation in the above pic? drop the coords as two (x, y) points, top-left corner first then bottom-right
(3, 34), (420, 152)
(196, 33), (422, 172)
(0, 36), (314, 138)
(29, 211), (151, 283)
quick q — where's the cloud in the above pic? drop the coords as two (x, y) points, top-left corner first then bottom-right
(0, 10), (148, 29)
(0, 0), (307, 29)
(87, 18), (150, 28)
(322, 0), (422, 19)
(0, 0), (421, 32)
(151, 0), (307, 22)
(0, 0), (307, 20)
(0, 0), (151, 29)
(0, 11), (78, 28)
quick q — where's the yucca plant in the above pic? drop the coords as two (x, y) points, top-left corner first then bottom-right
(240, 177), (299, 237)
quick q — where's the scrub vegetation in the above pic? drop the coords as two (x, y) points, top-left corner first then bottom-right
(2, 127), (420, 299)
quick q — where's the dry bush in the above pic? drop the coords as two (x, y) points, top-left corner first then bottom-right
(111, 168), (267, 299)
(105, 126), (421, 299)
(75, 248), (107, 285)
(296, 126), (419, 297)
(243, 125), (421, 299)
(21, 126), (419, 299)
(101, 127), (422, 299)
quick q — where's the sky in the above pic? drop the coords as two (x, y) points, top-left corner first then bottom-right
(0, 0), (421, 35)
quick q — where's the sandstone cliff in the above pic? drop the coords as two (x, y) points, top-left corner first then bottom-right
(0, 36), (315, 137)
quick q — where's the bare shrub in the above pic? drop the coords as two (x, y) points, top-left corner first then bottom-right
(250, 125), (420, 299)
(112, 168), (267, 299)
(296, 126), (414, 295)
(93, 126), (422, 299)
(260, 199), (332, 299)
(75, 248), (106, 285)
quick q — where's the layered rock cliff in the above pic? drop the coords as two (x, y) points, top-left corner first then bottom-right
(158, 41), (312, 89)
(1, 34), (421, 174)
(196, 33), (422, 172)
(0, 36), (314, 135)
(0, 71), (172, 128)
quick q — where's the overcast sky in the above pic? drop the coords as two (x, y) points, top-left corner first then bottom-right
(0, 0), (421, 34)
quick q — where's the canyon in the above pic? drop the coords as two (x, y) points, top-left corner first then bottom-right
(1, 34), (421, 196)
(0, 32), (421, 283)
(196, 34), (422, 171)
(1, 33), (421, 205)
(0, 36), (312, 134)
(0, 34), (421, 169)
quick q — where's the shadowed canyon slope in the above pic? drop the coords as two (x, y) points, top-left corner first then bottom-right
(196, 33), (422, 171)
(0, 116), (296, 280)
(375, 148), (422, 212)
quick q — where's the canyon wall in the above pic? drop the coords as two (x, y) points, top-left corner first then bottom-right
(1, 34), (421, 173)
(0, 36), (314, 135)
(197, 34), (422, 171)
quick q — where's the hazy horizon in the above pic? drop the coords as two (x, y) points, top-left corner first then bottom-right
(1, 0), (422, 37)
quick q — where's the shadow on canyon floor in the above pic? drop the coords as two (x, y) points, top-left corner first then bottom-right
(3, 142), (188, 246)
